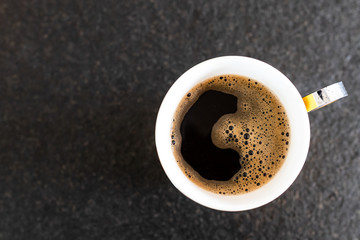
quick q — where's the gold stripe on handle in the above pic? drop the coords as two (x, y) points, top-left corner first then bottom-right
(303, 94), (318, 112)
(302, 82), (348, 112)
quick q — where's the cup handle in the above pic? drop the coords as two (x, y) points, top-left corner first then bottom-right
(302, 82), (348, 112)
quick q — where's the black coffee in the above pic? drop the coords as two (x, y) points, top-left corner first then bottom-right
(171, 75), (290, 195)
(180, 90), (240, 181)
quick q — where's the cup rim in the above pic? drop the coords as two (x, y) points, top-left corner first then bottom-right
(155, 56), (310, 211)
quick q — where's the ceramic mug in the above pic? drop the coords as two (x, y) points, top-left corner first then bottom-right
(155, 56), (347, 211)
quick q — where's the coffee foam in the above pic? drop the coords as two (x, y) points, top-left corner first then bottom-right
(171, 75), (290, 195)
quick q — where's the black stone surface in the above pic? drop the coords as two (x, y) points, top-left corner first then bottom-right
(0, 0), (359, 239)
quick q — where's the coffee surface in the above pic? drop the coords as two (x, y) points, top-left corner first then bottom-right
(171, 75), (290, 195)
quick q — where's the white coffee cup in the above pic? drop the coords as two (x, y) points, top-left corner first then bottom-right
(155, 56), (347, 211)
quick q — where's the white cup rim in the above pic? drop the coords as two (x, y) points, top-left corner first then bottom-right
(155, 56), (310, 211)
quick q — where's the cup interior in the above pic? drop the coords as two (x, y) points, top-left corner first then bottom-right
(155, 56), (310, 211)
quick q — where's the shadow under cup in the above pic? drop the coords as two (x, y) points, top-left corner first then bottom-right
(155, 56), (310, 211)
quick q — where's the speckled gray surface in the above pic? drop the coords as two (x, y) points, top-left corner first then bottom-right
(0, 0), (359, 239)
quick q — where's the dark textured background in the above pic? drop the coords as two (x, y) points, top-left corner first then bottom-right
(0, 0), (359, 239)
